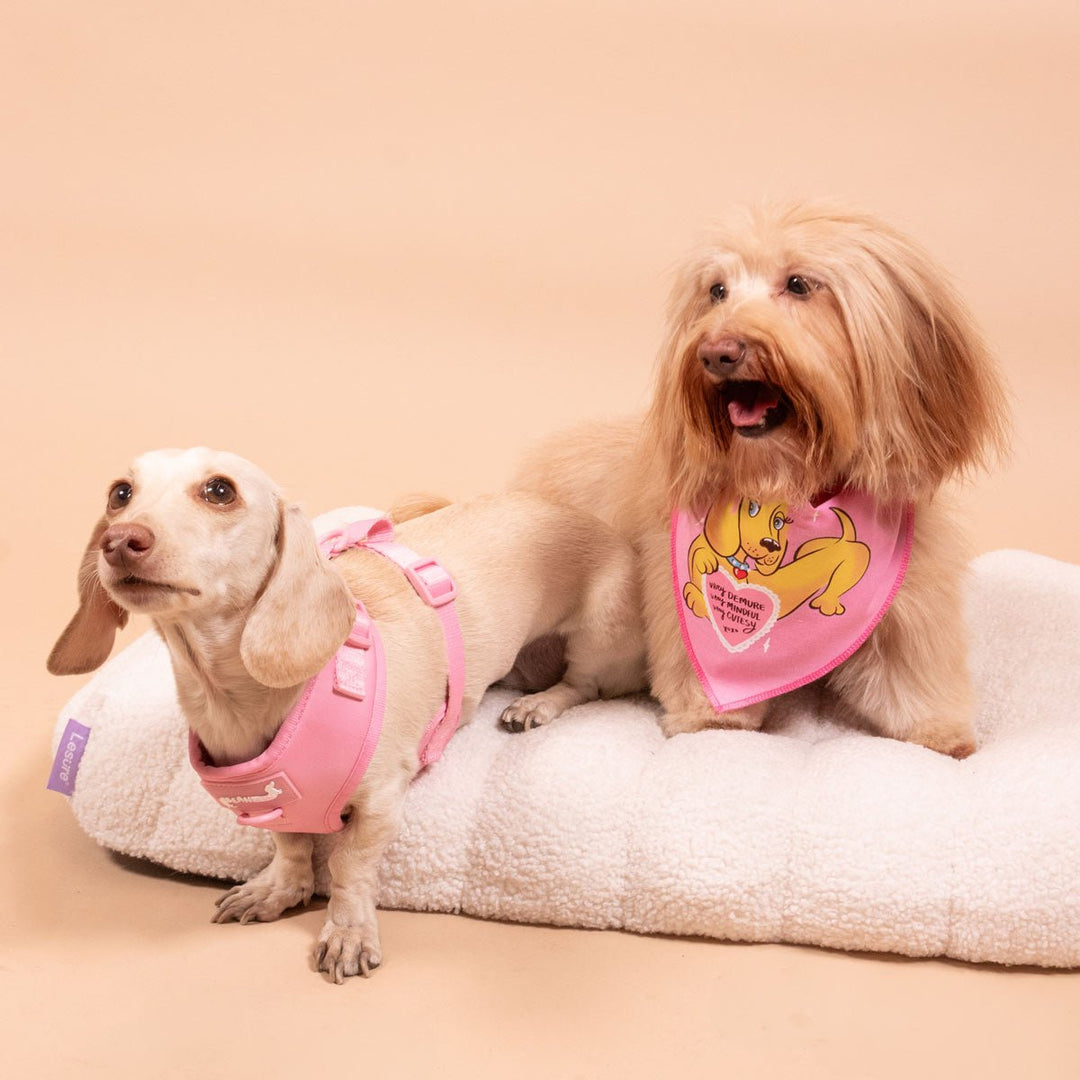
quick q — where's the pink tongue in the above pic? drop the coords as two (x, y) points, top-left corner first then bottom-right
(727, 389), (779, 427)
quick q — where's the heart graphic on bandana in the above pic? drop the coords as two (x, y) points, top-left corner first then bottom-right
(701, 572), (780, 653)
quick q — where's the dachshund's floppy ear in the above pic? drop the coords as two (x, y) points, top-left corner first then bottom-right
(240, 502), (357, 689)
(47, 517), (129, 675)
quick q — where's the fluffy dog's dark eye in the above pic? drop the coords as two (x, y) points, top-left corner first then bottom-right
(202, 477), (237, 506)
(108, 482), (133, 510)
(786, 275), (812, 296)
(709, 282), (727, 302)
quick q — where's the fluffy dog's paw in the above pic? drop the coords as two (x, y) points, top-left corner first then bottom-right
(659, 709), (711, 737)
(658, 698), (725, 736)
(314, 922), (382, 983)
(212, 879), (313, 925)
(945, 738), (977, 760)
(810, 593), (845, 616)
(682, 582), (709, 619)
(499, 694), (556, 733)
(912, 723), (977, 760)
(660, 700), (767, 737)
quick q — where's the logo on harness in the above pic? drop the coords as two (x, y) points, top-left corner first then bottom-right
(219, 781), (283, 809)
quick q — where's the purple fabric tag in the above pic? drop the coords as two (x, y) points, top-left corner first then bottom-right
(47, 719), (91, 796)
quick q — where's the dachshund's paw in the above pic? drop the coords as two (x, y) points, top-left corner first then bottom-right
(500, 694), (557, 733)
(213, 877), (312, 925)
(683, 582), (709, 619)
(314, 921), (382, 983)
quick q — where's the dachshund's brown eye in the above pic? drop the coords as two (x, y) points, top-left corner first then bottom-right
(786, 275), (812, 296)
(108, 482), (133, 510)
(709, 282), (727, 302)
(202, 477), (237, 506)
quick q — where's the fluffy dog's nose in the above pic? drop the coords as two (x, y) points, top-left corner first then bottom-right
(698, 336), (746, 377)
(101, 523), (156, 566)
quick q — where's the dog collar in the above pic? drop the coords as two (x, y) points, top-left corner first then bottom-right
(725, 554), (751, 579)
(672, 490), (914, 713)
(189, 517), (465, 832)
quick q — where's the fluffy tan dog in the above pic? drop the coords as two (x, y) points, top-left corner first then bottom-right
(48, 449), (646, 980)
(514, 202), (1009, 757)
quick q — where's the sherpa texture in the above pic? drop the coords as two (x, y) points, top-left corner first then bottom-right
(51, 548), (1080, 967)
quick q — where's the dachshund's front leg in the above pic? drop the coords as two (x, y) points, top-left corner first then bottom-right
(213, 833), (315, 924)
(314, 774), (407, 982)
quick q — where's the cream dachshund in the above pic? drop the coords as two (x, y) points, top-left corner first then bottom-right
(48, 448), (646, 980)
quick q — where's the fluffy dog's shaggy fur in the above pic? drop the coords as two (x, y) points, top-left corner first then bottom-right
(514, 202), (1009, 757)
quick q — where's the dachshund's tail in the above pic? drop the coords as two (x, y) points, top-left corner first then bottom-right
(386, 493), (452, 524)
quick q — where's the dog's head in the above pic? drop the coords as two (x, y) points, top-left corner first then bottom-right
(646, 202), (1010, 511)
(47, 448), (355, 688)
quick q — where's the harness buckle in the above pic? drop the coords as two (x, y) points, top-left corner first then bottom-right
(346, 613), (373, 650)
(404, 557), (457, 608)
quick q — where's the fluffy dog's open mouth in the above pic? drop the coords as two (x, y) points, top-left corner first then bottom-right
(720, 381), (790, 438)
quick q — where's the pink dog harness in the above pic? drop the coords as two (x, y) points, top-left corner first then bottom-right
(189, 517), (465, 833)
(672, 490), (914, 714)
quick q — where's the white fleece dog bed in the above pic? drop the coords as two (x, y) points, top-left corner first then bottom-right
(51, 546), (1080, 968)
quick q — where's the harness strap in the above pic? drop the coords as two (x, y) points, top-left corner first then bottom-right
(319, 518), (466, 767)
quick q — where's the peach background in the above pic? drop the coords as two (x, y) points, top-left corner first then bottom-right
(3, 2), (1078, 1076)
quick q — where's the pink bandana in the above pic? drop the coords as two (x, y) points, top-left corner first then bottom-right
(671, 491), (914, 713)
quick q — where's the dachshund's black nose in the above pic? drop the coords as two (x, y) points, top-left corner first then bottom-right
(760, 537), (781, 552)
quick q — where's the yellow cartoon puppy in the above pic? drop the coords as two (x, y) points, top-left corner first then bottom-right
(683, 497), (870, 620)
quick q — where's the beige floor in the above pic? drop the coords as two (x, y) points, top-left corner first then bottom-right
(3, 2), (1079, 1076)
